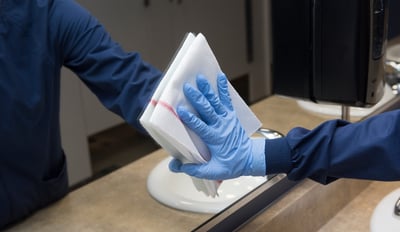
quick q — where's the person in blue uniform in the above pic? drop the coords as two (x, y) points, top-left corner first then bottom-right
(170, 74), (400, 184)
(0, 0), (162, 228)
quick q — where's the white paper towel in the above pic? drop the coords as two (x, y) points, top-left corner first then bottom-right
(140, 33), (261, 197)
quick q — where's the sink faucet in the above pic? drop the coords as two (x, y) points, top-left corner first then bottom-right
(385, 60), (400, 95)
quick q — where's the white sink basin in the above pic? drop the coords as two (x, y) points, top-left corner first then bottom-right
(147, 157), (267, 214)
(370, 188), (400, 232)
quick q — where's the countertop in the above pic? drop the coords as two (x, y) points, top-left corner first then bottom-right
(319, 181), (400, 232)
(4, 95), (399, 231)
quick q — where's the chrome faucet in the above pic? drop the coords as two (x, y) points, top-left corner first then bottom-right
(385, 60), (400, 95)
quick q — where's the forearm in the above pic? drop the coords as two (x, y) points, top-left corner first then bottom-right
(53, 0), (162, 131)
(265, 109), (400, 184)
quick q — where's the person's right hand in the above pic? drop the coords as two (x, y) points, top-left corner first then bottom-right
(169, 74), (266, 180)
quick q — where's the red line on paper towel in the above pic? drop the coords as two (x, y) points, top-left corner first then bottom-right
(150, 99), (157, 106)
(158, 100), (178, 118)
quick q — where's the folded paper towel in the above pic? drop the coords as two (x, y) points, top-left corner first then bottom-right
(140, 33), (261, 197)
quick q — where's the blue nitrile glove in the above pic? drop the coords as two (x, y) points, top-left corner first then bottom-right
(169, 73), (266, 180)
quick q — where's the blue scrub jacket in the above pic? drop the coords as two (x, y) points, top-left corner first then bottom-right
(0, 0), (161, 227)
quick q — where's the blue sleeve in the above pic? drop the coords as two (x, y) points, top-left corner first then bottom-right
(265, 109), (400, 184)
(51, 0), (162, 132)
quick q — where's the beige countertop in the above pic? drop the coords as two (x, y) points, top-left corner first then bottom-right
(319, 181), (400, 232)
(5, 95), (399, 231)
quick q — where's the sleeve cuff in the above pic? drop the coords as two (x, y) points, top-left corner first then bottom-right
(265, 137), (292, 175)
(250, 138), (267, 176)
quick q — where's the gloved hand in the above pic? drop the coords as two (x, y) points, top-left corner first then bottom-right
(169, 73), (266, 180)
